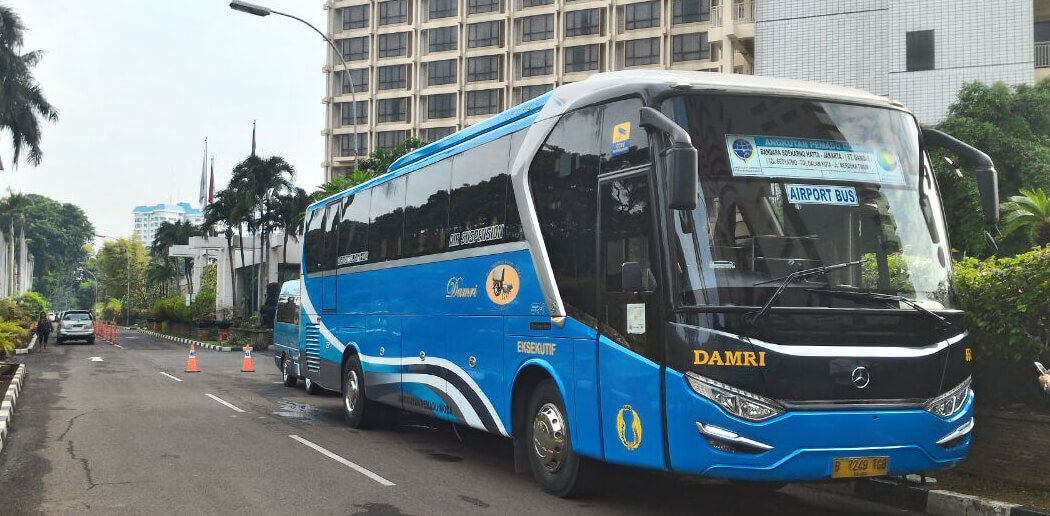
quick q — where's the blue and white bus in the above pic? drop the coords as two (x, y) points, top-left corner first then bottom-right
(284, 71), (998, 496)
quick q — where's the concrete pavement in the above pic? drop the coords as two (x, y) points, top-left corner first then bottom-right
(0, 329), (922, 515)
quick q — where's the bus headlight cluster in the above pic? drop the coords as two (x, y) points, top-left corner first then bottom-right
(924, 377), (972, 418)
(686, 372), (784, 422)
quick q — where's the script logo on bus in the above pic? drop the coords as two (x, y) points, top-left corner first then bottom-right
(694, 350), (767, 367)
(446, 277), (478, 298)
(487, 264), (519, 305)
(616, 405), (643, 451)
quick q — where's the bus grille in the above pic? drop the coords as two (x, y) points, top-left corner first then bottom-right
(304, 322), (321, 373)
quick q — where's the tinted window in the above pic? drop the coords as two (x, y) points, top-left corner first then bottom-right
(600, 98), (651, 173)
(323, 201), (341, 270)
(428, 93), (456, 119)
(468, 21), (502, 48)
(63, 313), (92, 322)
(672, 33), (709, 62)
(369, 176), (407, 261)
(448, 135), (520, 250)
(467, 55), (501, 82)
(378, 32), (409, 57)
(342, 36), (369, 61)
(469, 0), (500, 14)
(428, 59), (457, 85)
(377, 97), (409, 122)
(430, 0), (457, 19)
(404, 162), (452, 256)
(518, 84), (553, 102)
(426, 126), (457, 142)
(466, 89), (500, 115)
(673, 0), (711, 24)
(521, 50), (554, 77)
(906, 30), (935, 71)
(429, 26), (458, 52)
(529, 106), (603, 325)
(625, 1), (659, 30)
(565, 44), (600, 72)
(276, 295), (300, 324)
(343, 5), (369, 30)
(378, 65), (408, 90)
(378, 0), (408, 25)
(521, 14), (554, 42)
(304, 208), (326, 274)
(338, 190), (371, 265)
(625, 38), (660, 66)
(565, 9), (600, 37)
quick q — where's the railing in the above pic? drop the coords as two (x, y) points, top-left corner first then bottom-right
(711, 5), (722, 27)
(1037, 41), (1050, 68)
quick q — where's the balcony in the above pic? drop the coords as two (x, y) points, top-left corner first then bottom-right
(1037, 41), (1050, 68)
(711, 5), (722, 27)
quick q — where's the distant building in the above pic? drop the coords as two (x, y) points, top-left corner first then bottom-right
(756, 0), (1045, 124)
(132, 202), (204, 245)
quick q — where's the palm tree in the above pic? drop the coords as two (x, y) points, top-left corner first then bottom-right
(150, 220), (199, 295)
(0, 192), (31, 294)
(202, 190), (239, 317)
(0, 5), (58, 168)
(230, 155), (294, 310)
(1001, 188), (1050, 246)
(145, 259), (177, 298)
(271, 187), (309, 267)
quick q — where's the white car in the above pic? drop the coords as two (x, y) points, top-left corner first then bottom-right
(57, 311), (95, 344)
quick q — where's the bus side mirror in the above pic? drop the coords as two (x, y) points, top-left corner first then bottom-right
(922, 128), (999, 225)
(639, 107), (698, 211)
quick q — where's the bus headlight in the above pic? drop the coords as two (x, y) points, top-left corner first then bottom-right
(924, 377), (972, 418)
(686, 372), (784, 422)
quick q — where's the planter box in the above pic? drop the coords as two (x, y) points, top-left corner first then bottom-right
(958, 408), (1050, 488)
(230, 328), (272, 351)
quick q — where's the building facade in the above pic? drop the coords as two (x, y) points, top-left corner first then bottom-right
(756, 0), (1044, 124)
(132, 202), (204, 245)
(323, 0), (756, 181)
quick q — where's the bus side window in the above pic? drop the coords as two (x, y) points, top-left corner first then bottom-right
(449, 135), (514, 250)
(529, 106), (603, 326)
(599, 97), (651, 173)
(404, 160), (452, 257)
(304, 209), (326, 274)
(276, 295), (298, 324)
(323, 201), (341, 270)
(369, 176), (407, 261)
(339, 190), (371, 265)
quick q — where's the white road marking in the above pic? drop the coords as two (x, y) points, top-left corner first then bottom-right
(160, 372), (183, 382)
(289, 435), (395, 486)
(89, 356), (104, 362)
(271, 381), (283, 384)
(205, 393), (246, 413)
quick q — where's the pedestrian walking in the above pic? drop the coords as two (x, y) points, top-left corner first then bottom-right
(35, 312), (52, 352)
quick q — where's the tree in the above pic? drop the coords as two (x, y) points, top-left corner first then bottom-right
(150, 220), (199, 295)
(310, 137), (425, 201)
(271, 187), (309, 267)
(95, 238), (149, 322)
(935, 80), (1050, 256)
(0, 4), (58, 168)
(230, 155), (294, 309)
(1001, 188), (1050, 246)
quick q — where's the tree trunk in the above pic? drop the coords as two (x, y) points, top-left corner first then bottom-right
(282, 231), (289, 269)
(225, 231), (238, 319)
(8, 218), (14, 296)
(236, 225), (247, 315)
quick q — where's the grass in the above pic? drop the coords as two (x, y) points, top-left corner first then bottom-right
(932, 471), (1050, 510)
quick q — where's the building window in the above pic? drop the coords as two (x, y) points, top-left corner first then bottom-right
(469, 0), (500, 14)
(342, 5), (369, 30)
(565, 44), (600, 72)
(672, 33), (709, 62)
(467, 55), (501, 82)
(341, 36), (369, 61)
(377, 98), (409, 122)
(466, 89), (500, 116)
(624, 1), (660, 30)
(336, 69), (369, 94)
(523, 0), (553, 7)
(377, 130), (408, 150)
(378, 0), (408, 25)
(428, 93), (457, 119)
(468, 21), (503, 48)
(339, 133), (368, 156)
(425, 126), (457, 142)
(625, 38), (659, 66)
(518, 84), (553, 102)
(429, 0), (457, 19)
(521, 49), (553, 77)
(565, 9), (601, 37)
(340, 100), (369, 125)
(378, 32), (409, 58)
(906, 30), (935, 71)
(427, 59), (458, 86)
(377, 64), (408, 90)
(673, 0), (711, 24)
(521, 14), (554, 42)
(428, 26), (458, 52)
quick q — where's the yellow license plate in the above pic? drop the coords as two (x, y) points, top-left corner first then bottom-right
(831, 456), (889, 478)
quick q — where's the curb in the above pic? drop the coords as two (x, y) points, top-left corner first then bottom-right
(14, 334), (36, 355)
(0, 363), (27, 455)
(835, 478), (1049, 516)
(136, 329), (233, 352)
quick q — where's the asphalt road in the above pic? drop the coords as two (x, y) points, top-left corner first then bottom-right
(0, 329), (921, 515)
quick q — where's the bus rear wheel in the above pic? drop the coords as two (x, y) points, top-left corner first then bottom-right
(343, 355), (382, 429)
(525, 379), (593, 498)
(282, 356), (297, 387)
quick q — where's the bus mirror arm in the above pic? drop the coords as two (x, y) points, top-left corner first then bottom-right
(921, 128), (999, 225)
(640, 107), (698, 211)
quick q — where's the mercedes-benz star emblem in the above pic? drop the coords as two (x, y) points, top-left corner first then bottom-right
(851, 366), (871, 389)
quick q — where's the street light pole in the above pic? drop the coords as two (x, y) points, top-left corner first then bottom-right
(229, 0), (360, 181)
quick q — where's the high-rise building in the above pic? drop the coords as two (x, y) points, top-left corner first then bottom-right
(132, 202), (204, 245)
(756, 0), (1046, 124)
(323, 0), (757, 181)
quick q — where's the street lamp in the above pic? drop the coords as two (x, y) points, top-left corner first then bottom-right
(229, 0), (360, 179)
(74, 267), (98, 315)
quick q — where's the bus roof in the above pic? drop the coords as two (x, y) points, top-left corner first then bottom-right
(308, 71), (905, 211)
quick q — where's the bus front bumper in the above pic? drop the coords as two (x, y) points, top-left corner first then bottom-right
(666, 370), (973, 482)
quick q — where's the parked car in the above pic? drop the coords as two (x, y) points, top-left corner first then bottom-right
(57, 310), (95, 344)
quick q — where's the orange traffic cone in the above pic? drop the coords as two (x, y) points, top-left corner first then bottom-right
(241, 346), (255, 372)
(185, 343), (200, 373)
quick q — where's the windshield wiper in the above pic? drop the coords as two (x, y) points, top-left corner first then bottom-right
(805, 289), (955, 329)
(745, 260), (865, 327)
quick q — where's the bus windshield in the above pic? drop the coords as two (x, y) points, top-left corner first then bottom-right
(662, 94), (954, 310)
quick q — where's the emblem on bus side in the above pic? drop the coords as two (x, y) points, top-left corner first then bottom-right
(486, 264), (519, 305)
(616, 405), (643, 451)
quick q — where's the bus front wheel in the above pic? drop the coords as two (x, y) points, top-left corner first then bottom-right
(343, 355), (382, 429)
(525, 379), (593, 498)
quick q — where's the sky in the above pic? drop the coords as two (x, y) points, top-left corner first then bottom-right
(3, 0), (328, 238)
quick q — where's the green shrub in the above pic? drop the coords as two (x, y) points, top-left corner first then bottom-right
(16, 291), (49, 317)
(0, 320), (26, 359)
(152, 296), (191, 323)
(103, 298), (123, 321)
(191, 265), (217, 322)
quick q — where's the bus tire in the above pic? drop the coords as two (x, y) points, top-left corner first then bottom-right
(282, 356), (297, 387)
(304, 376), (322, 395)
(525, 379), (593, 498)
(343, 355), (381, 429)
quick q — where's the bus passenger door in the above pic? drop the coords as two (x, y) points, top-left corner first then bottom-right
(321, 201), (341, 314)
(597, 172), (666, 469)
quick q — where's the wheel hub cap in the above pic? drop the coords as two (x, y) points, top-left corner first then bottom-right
(532, 403), (567, 473)
(345, 370), (359, 414)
